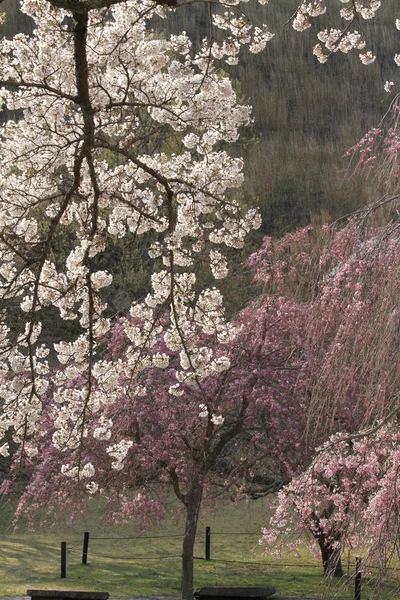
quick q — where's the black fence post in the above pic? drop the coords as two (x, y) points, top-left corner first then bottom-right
(205, 526), (211, 561)
(355, 556), (362, 600)
(82, 531), (90, 565)
(61, 542), (67, 578)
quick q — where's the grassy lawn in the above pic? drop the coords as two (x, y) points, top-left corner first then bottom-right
(0, 497), (399, 599)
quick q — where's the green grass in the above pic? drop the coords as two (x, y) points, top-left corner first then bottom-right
(0, 497), (399, 599)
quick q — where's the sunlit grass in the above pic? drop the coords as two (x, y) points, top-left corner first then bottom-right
(0, 497), (399, 598)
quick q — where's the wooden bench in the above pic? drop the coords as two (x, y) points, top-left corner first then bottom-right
(194, 586), (276, 600)
(27, 591), (109, 600)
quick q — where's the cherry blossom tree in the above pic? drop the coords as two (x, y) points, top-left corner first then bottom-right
(256, 220), (400, 576)
(3, 286), (308, 598)
(0, 3), (266, 595)
(0, 0), (264, 460)
(262, 422), (400, 578)
(0, 2), (281, 596)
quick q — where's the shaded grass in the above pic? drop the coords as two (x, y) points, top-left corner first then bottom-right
(0, 497), (399, 599)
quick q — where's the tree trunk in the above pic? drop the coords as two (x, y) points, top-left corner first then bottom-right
(310, 507), (344, 578)
(317, 537), (344, 578)
(181, 481), (204, 600)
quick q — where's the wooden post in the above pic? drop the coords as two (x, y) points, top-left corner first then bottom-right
(82, 531), (90, 565)
(61, 542), (67, 579)
(355, 556), (362, 600)
(205, 526), (211, 561)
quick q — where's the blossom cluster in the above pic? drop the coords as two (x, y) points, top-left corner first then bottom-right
(289, 0), (398, 81)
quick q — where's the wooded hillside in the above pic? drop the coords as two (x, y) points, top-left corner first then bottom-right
(1, 0), (395, 234)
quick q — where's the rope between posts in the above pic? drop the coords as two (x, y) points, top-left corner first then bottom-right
(87, 552), (182, 560)
(208, 532), (261, 536)
(69, 547), (400, 571)
(89, 534), (183, 540)
(67, 541), (83, 550)
(89, 532), (259, 540)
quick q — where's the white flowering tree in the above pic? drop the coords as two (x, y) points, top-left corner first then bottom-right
(0, 2), (265, 597)
(0, 0), (264, 453)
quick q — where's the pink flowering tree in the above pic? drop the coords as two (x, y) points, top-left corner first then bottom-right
(255, 221), (400, 576)
(262, 423), (400, 577)
(4, 291), (308, 598)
